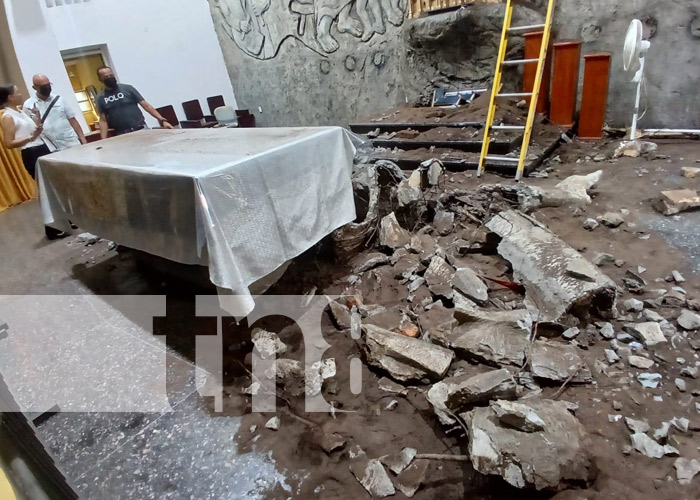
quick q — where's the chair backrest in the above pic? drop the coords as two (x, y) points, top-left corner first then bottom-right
(180, 120), (202, 129)
(214, 106), (237, 126)
(235, 109), (251, 118)
(237, 113), (256, 128)
(156, 105), (179, 127)
(207, 95), (226, 116)
(182, 100), (205, 121)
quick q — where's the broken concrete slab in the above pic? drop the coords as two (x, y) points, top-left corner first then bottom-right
(623, 298), (644, 312)
(486, 210), (616, 326)
(379, 447), (416, 475)
(625, 417), (651, 434)
(529, 340), (592, 383)
(395, 459), (429, 498)
(637, 373), (662, 389)
(599, 212), (625, 228)
(628, 355), (654, 370)
(427, 368), (519, 425)
(391, 250), (422, 279)
(674, 458), (700, 485)
(349, 458), (395, 498)
(363, 324), (454, 383)
(446, 316), (530, 367)
(630, 433), (667, 459)
(424, 256), (455, 300)
(379, 212), (411, 250)
(491, 400), (546, 432)
(623, 322), (667, 347)
(553, 170), (603, 205)
(352, 252), (390, 273)
(452, 267), (488, 305)
(396, 175), (422, 208)
(433, 210), (455, 236)
(653, 189), (700, 216)
(613, 140), (657, 158)
(464, 399), (593, 491)
(678, 310), (700, 330)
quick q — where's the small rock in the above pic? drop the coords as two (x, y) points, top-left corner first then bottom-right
(678, 310), (700, 330)
(672, 270), (686, 283)
(349, 458), (395, 498)
(622, 445), (633, 455)
(583, 218), (599, 230)
(604, 349), (620, 364)
(76, 232), (99, 245)
(452, 267), (488, 305)
(599, 323), (615, 339)
(424, 256), (456, 300)
(593, 154), (606, 162)
(675, 378), (687, 392)
(641, 309), (665, 322)
(592, 252), (615, 267)
(681, 166), (700, 179)
(321, 433), (347, 454)
(433, 211), (455, 236)
(623, 322), (667, 347)
(492, 400), (546, 432)
(637, 373), (662, 388)
(613, 400), (623, 411)
(328, 301), (352, 330)
(378, 377), (408, 396)
(614, 140), (657, 158)
(395, 459), (429, 498)
(663, 290), (687, 308)
(379, 212), (411, 250)
(627, 355), (654, 370)
(265, 416), (280, 431)
(562, 327), (580, 340)
(681, 366), (699, 379)
(352, 252), (390, 273)
(625, 417), (650, 434)
(654, 189), (700, 216)
(623, 299), (644, 313)
(615, 259), (625, 268)
(385, 399), (399, 411)
(600, 212), (625, 228)
(631, 432), (665, 459)
(380, 447), (416, 475)
(671, 417), (690, 433)
(674, 458), (700, 485)
(252, 330), (287, 359)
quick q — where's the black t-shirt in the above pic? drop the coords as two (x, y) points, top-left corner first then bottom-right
(96, 83), (146, 132)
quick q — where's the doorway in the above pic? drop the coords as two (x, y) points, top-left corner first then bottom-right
(61, 46), (111, 130)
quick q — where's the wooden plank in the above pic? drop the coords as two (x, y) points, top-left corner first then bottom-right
(410, 0), (502, 18)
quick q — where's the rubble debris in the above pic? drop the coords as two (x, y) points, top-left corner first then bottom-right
(583, 218), (599, 230)
(76, 232), (99, 245)
(396, 170), (422, 207)
(675, 378), (687, 392)
(380, 447), (416, 475)
(321, 433), (347, 454)
(641, 309), (664, 322)
(677, 310), (700, 330)
(628, 355), (654, 370)
(349, 457), (395, 498)
(625, 417), (650, 434)
(434, 211), (455, 236)
(363, 324), (454, 383)
(491, 400), (545, 432)
(637, 373), (662, 389)
(599, 212), (625, 228)
(252, 329), (287, 359)
(378, 377), (408, 396)
(530, 340), (592, 383)
(425, 159), (444, 186)
(682, 167), (700, 179)
(662, 290), (687, 308)
(424, 256), (456, 300)
(379, 212), (411, 250)
(623, 299), (644, 313)
(653, 189), (700, 216)
(553, 170), (603, 205)
(427, 369), (519, 425)
(604, 349), (620, 364)
(395, 459), (429, 498)
(265, 416), (280, 431)
(613, 140), (658, 158)
(562, 327), (580, 340)
(464, 399), (593, 491)
(271, 358), (336, 397)
(328, 301), (352, 330)
(675, 458), (700, 485)
(352, 252), (390, 273)
(681, 366), (699, 379)
(623, 322), (667, 347)
(486, 210), (616, 325)
(599, 323), (615, 339)
(452, 267), (488, 305)
(672, 270), (686, 283)
(592, 252), (615, 267)
(630, 433), (670, 459)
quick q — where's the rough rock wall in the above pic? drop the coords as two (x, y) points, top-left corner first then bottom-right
(209, 0), (700, 128)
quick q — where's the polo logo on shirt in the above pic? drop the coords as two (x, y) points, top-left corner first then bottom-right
(104, 93), (125, 104)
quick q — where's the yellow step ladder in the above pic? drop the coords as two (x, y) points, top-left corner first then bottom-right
(477, 0), (557, 181)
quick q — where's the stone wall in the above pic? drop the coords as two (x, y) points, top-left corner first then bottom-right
(208, 0), (700, 129)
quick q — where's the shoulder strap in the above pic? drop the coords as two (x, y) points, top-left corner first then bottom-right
(41, 96), (61, 124)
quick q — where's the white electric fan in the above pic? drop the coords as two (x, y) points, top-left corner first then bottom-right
(623, 19), (651, 140)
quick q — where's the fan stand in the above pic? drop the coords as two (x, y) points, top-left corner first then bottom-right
(630, 57), (645, 140)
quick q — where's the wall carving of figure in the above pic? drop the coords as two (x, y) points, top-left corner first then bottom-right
(212, 0), (406, 59)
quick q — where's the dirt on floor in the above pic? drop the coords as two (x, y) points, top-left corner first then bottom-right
(204, 137), (700, 500)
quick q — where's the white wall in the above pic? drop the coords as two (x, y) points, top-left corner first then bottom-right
(4, 0), (237, 130)
(2, 0), (86, 130)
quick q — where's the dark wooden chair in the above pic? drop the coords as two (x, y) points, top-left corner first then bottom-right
(182, 100), (216, 125)
(180, 120), (202, 129)
(207, 95), (226, 116)
(156, 105), (179, 127)
(235, 109), (256, 128)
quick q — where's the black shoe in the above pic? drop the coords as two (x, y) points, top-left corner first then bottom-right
(46, 230), (70, 241)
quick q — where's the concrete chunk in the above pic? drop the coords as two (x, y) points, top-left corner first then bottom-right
(424, 256), (455, 300)
(530, 340), (592, 383)
(674, 458), (700, 485)
(654, 189), (700, 216)
(363, 324), (454, 383)
(623, 322), (667, 347)
(486, 210), (616, 325)
(452, 266), (488, 305)
(678, 310), (700, 330)
(492, 400), (546, 432)
(379, 212), (411, 249)
(349, 458), (395, 498)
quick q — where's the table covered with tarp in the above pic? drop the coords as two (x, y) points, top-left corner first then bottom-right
(37, 127), (358, 315)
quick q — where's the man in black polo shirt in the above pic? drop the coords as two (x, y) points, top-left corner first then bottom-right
(96, 66), (174, 138)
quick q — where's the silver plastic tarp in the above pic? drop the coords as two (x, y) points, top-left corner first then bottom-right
(37, 127), (358, 315)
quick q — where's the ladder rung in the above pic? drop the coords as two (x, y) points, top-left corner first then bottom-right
(502, 58), (539, 66)
(496, 92), (532, 98)
(491, 125), (526, 131)
(485, 156), (520, 163)
(508, 24), (547, 34)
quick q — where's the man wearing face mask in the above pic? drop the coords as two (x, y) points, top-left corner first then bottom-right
(96, 66), (174, 139)
(23, 74), (87, 151)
